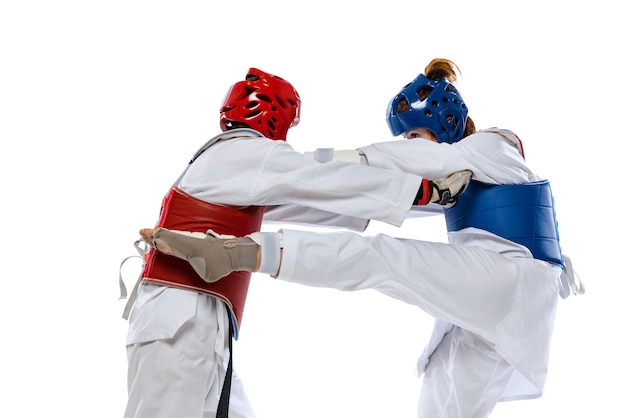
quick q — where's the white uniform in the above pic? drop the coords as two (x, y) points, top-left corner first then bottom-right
(124, 130), (423, 418)
(276, 131), (563, 417)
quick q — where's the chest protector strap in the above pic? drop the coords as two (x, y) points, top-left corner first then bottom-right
(142, 187), (265, 339)
(444, 180), (564, 267)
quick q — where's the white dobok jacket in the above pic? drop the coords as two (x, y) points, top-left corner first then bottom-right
(278, 129), (567, 402)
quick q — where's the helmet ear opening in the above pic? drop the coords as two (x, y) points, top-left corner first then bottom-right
(447, 115), (459, 131)
(438, 110), (464, 141)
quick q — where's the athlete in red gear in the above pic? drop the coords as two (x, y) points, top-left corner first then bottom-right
(122, 67), (470, 418)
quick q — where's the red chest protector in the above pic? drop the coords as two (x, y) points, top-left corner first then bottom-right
(142, 186), (265, 338)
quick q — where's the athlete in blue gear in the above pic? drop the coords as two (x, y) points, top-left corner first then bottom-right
(140, 58), (583, 417)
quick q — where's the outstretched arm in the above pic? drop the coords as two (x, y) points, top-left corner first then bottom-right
(140, 169), (472, 283)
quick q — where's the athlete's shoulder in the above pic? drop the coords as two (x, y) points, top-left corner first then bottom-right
(474, 127), (525, 159)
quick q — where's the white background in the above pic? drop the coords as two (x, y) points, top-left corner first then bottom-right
(1, 1), (624, 417)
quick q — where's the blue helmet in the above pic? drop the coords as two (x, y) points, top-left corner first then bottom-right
(386, 74), (468, 144)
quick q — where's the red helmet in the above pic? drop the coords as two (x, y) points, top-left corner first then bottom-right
(220, 68), (301, 141)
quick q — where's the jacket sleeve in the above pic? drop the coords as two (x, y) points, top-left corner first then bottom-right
(357, 132), (539, 185)
(248, 141), (423, 227)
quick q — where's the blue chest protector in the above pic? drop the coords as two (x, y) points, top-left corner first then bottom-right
(444, 180), (564, 268)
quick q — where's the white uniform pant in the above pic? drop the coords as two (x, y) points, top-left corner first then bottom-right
(278, 228), (559, 416)
(124, 284), (256, 418)
(417, 326), (515, 418)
